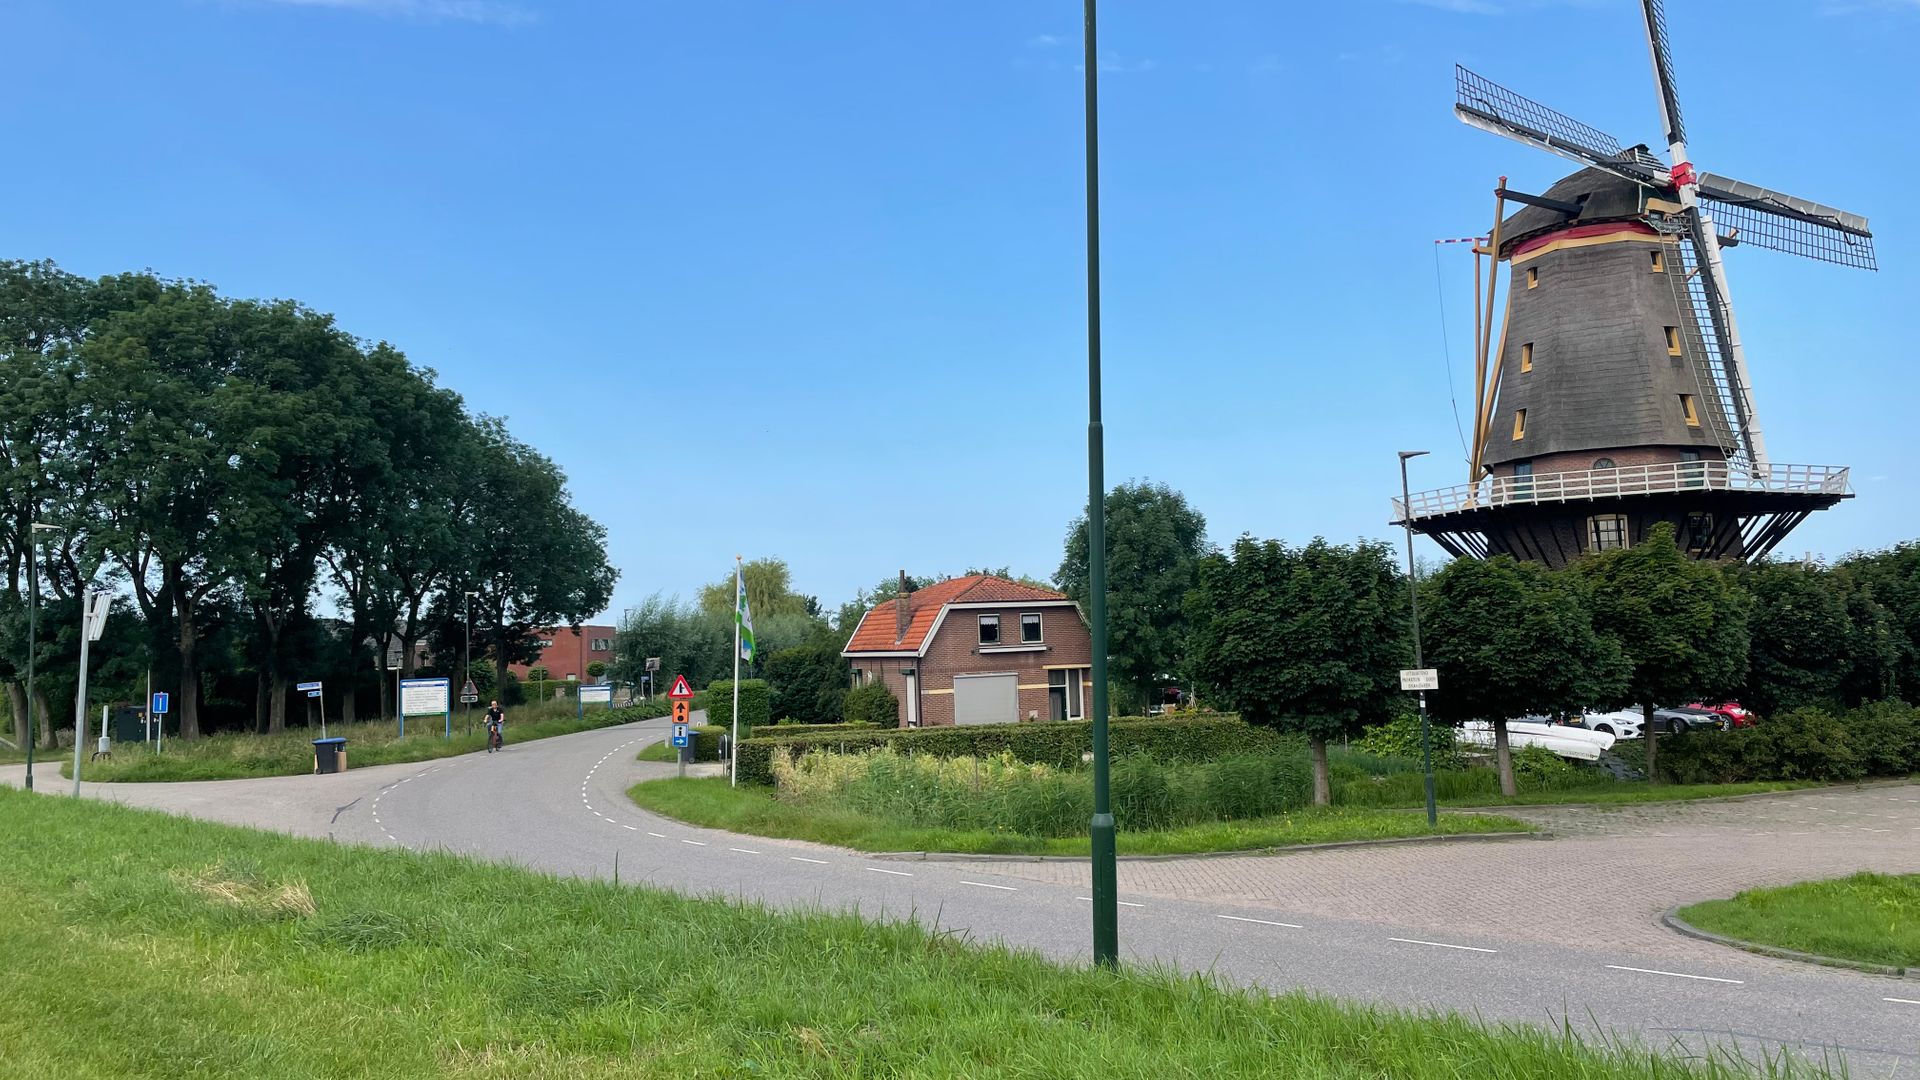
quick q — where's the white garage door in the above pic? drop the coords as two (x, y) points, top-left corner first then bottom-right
(952, 673), (1018, 727)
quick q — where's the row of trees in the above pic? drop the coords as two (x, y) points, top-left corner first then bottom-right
(1, 259), (615, 743)
(1184, 522), (1917, 802)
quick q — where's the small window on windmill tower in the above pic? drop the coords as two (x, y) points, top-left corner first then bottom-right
(1650, 249), (1666, 273)
(1680, 394), (1701, 427)
(1526, 266), (1539, 289)
(1511, 409), (1527, 441)
(1665, 326), (1683, 356)
(1520, 342), (1534, 373)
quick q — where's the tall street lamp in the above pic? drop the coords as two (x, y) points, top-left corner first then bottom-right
(23, 522), (65, 791)
(1083, 0), (1118, 969)
(1397, 451), (1438, 827)
(465, 590), (477, 735)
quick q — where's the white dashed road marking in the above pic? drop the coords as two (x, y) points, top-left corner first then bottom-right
(1390, 937), (1497, 954)
(1606, 965), (1744, 985)
(1217, 914), (1304, 929)
(866, 867), (913, 877)
(728, 847), (762, 855)
(1886, 997), (1920, 1006)
(789, 857), (829, 865)
(1078, 897), (1145, 908)
(960, 881), (1018, 892)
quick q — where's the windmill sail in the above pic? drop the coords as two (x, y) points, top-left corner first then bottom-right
(1697, 174), (1876, 270)
(1453, 66), (1664, 186)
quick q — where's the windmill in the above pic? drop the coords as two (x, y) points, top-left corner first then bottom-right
(1396, 0), (1876, 568)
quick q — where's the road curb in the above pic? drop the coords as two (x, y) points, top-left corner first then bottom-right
(1450, 777), (1917, 815)
(1660, 906), (1917, 979)
(870, 829), (1546, 864)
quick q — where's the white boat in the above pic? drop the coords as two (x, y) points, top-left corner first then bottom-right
(1457, 720), (1615, 762)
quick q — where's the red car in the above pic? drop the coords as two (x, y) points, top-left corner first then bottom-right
(1686, 702), (1753, 728)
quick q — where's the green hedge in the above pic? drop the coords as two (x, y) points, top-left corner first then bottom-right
(1660, 700), (1920, 785)
(844, 682), (900, 727)
(735, 713), (1265, 786)
(685, 724), (729, 762)
(705, 680), (771, 734)
(747, 721), (881, 740)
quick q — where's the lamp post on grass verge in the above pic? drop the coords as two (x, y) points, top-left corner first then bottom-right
(23, 522), (65, 792)
(1082, 0), (1119, 970)
(1397, 451), (1438, 827)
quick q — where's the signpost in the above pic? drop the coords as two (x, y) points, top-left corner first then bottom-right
(644, 657), (660, 701)
(669, 674), (693, 777)
(150, 690), (169, 753)
(298, 681), (326, 738)
(71, 591), (110, 795)
(1398, 668), (1440, 692)
(577, 683), (612, 719)
(397, 677), (452, 739)
(1399, 667), (1440, 826)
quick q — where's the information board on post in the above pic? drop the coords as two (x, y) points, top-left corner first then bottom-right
(1399, 668), (1440, 692)
(577, 682), (612, 718)
(398, 677), (452, 738)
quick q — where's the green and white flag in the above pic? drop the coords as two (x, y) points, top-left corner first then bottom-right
(735, 564), (755, 662)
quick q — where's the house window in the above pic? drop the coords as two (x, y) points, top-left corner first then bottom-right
(850, 668), (866, 687)
(1650, 249), (1665, 273)
(1679, 394), (1700, 427)
(1685, 512), (1715, 555)
(1664, 326), (1682, 356)
(1048, 669), (1086, 722)
(1020, 613), (1043, 643)
(1526, 266), (1539, 289)
(1510, 461), (1533, 502)
(977, 615), (1000, 645)
(1592, 457), (1617, 470)
(590, 638), (611, 652)
(1680, 448), (1704, 489)
(1587, 514), (1630, 552)
(1511, 409), (1526, 441)
(1520, 342), (1533, 373)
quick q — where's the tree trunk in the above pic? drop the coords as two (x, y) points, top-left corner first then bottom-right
(1494, 718), (1517, 797)
(1309, 735), (1331, 807)
(255, 673), (269, 734)
(34, 686), (55, 748)
(174, 586), (202, 740)
(341, 685), (357, 726)
(267, 673), (288, 734)
(1643, 702), (1659, 785)
(6, 681), (26, 748)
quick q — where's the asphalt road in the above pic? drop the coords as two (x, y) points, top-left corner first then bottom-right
(10, 715), (1918, 1076)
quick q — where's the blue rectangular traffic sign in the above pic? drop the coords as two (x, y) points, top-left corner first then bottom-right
(671, 722), (689, 748)
(150, 691), (170, 714)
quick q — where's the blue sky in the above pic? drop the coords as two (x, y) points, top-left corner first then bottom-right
(5, 0), (1915, 621)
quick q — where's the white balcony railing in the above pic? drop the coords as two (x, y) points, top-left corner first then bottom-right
(1393, 461), (1851, 521)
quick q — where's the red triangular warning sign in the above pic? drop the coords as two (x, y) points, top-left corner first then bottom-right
(668, 674), (694, 699)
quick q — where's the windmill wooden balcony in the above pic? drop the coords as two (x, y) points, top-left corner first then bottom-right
(1393, 461), (1852, 565)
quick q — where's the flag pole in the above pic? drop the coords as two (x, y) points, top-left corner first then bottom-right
(730, 555), (742, 787)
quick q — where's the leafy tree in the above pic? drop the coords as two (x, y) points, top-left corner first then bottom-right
(1574, 524), (1750, 782)
(1838, 543), (1920, 703)
(764, 628), (850, 725)
(586, 660), (607, 680)
(1735, 561), (1854, 717)
(844, 680), (900, 727)
(611, 593), (731, 694)
(1058, 481), (1210, 713)
(1187, 537), (1405, 805)
(1420, 555), (1626, 795)
(698, 558), (817, 625)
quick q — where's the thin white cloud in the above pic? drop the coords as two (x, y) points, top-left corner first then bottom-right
(1027, 33), (1066, 47)
(253, 0), (536, 27)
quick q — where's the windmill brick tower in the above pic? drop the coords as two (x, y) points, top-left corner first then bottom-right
(1397, 1), (1876, 568)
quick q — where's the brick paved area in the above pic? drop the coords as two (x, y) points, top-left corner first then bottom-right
(967, 783), (1920, 956)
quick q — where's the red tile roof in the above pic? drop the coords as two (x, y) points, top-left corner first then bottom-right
(843, 575), (1073, 655)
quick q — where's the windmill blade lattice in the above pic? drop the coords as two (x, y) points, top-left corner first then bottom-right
(1453, 66), (1665, 184)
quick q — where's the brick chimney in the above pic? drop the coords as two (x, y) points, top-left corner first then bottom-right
(894, 570), (911, 644)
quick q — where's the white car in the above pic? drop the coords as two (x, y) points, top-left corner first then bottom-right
(1571, 709), (1644, 739)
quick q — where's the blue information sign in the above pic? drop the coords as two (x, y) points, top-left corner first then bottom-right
(151, 691), (170, 714)
(671, 722), (689, 749)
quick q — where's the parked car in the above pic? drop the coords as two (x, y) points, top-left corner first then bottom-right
(1686, 701), (1753, 728)
(1571, 709), (1645, 739)
(1651, 705), (1725, 734)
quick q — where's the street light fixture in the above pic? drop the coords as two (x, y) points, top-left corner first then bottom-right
(23, 523), (65, 792)
(1397, 452), (1438, 827)
(1082, 0), (1119, 969)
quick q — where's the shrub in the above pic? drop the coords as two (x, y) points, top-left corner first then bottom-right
(1510, 744), (1580, 787)
(736, 713), (1269, 786)
(1354, 713), (1467, 770)
(705, 680), (772, 734)
(1661, 705), (1883, 785)
(587, 661), (607, 679)
(686, 724), (728, 762)
(843, 682), (900, 728)
(1843, 700), (1920, 777)
(747, 721), (879, 740)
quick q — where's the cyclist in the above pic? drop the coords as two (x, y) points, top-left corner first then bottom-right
(484, 700), (505, 753)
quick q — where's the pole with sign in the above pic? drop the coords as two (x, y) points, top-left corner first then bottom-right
(1399, 667), (1440, 828)
(70, 592), (111, 795)
(397, 677), (451, 740)
(669, 674), (693, 779)
(297, 681), (325, 739)
(151, 690), (170, 754)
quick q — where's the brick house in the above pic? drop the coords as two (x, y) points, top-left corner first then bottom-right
(841, 575), (1092, 728)
(507, 624), (617, 683)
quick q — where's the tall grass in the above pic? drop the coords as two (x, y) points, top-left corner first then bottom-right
(0, 789), (1806, 1078)
(771, 747), (1314, 836)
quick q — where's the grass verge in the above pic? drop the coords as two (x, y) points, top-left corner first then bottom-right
(0, 788), (1803, 1079)
(1436, 781), (1817, 809)
(1678, 872), (1919, 970)
(626, 776), (1531, 856)
(65, 699), (659, 782)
